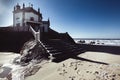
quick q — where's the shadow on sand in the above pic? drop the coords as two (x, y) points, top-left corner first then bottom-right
(53, 51), (109, 65)
(54, 44), (120, 65)
(72, 56), (108, 65)
(78, 44), (120, 55)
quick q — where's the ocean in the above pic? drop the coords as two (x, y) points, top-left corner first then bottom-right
(74, 38), (120, 46)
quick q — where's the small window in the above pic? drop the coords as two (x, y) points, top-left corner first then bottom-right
(16, 17), (20, 20)
(16, 23), (20, 26)
(30, 17), (34, 21)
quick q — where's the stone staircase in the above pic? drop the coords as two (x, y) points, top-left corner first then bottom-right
(41, 39), (83, 61)
(29, 26), (83, 62)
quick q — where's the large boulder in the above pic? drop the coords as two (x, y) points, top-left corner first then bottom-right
(20, 40), (48, 63)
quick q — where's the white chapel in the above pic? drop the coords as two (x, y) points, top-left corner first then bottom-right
(13, 3), (50, 32)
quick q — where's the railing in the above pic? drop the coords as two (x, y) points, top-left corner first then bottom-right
(30, 26), (40, 43)
(29, 25), (51, 59)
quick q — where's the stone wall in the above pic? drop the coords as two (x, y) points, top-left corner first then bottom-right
(0, 27), (34, 53)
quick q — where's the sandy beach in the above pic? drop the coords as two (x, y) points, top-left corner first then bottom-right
(0, 52), (20, 80)
(0, 52), (20, 64)
(25, 51), (120, 80)
(0, 51), (120, 80)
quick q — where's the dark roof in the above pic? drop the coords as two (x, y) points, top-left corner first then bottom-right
(13, 7), (42, 16)
(26, 21), (42, 25)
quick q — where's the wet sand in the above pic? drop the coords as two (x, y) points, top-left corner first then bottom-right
(26, 51), (120, 80)
(0, 52), (20, 80)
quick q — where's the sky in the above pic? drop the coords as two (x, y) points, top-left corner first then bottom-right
(0, 0), (120, 38)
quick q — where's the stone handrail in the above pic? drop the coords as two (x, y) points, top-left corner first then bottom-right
(29, 25), (50, 57)
(30, 26), (40, 42)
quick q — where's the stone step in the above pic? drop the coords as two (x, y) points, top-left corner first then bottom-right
(45, 47), (53, 50)
(51, 52), (63, 57)
(44, 45), (51, 47)
(41, 40), (83, 58)
(47, 49), (61, 53)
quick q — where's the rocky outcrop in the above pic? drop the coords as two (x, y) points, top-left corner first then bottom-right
(20, 40), (48, 63)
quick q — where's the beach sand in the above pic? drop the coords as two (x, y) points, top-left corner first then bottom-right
(0, 52), (20, 64)
(0, 51), (120, 80)
(25, 51), (120, 80)
(0, 52), (20, 80)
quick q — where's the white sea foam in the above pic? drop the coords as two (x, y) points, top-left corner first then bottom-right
(75, 39), (120, 46)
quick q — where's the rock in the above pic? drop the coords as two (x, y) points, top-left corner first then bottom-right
(86, 71), (89, 73)
(95, 71), (99, 74)
(62, 63), (65, 67)
(20, 40), (48, 64)
(112, 74), (116, 77)
(6, 73), (12, 80)
(24, 65), (41, 77)
(112, 78), (115, 80)
(13, 56), (21, 64)
(118, 74), (120, 76)
(0, 64), (3, 67)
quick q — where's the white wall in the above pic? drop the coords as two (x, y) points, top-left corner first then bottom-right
(14, 12), (23, 26)
(14, 12), (39, 27)
(14, 11), (49, 32)
(25, 12), (39, 22)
